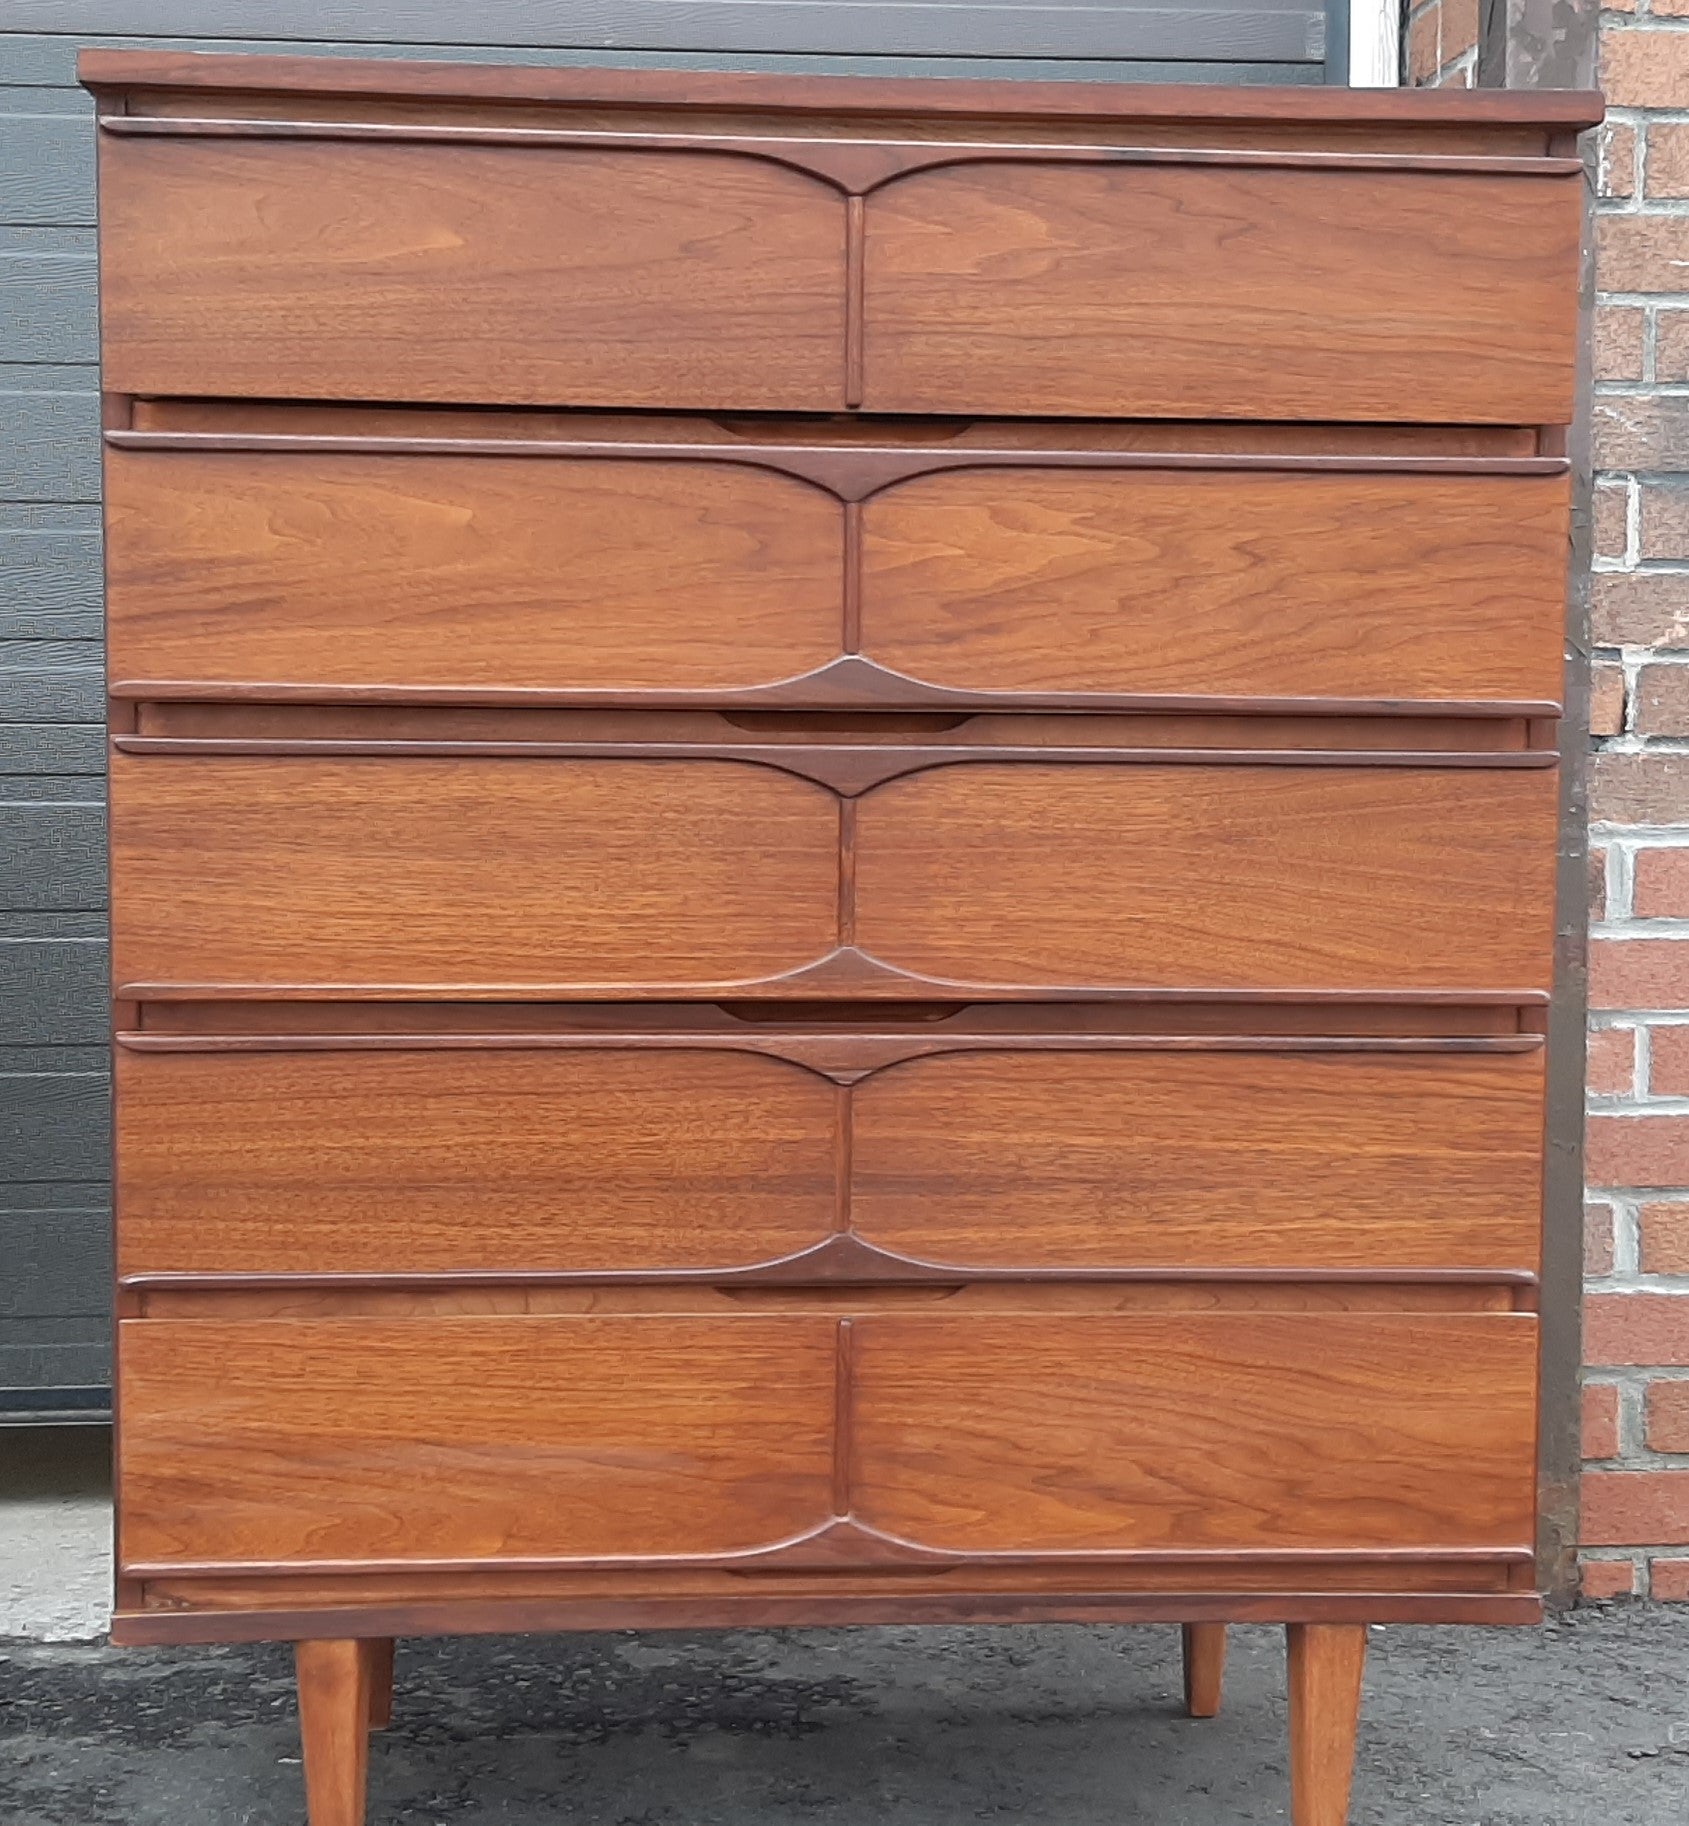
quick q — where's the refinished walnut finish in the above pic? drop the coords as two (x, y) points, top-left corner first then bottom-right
(84, 48), (1601, 1826)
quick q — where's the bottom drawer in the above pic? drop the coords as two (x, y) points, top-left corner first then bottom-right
(118, 1311), (1537, 1571)
(851, 1313), (1537, 1555)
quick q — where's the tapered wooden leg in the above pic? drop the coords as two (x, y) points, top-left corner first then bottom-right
(1181, 1623), (1227, 1718)
(296, 1639), (373, 1826)
(1285, 1624), (1367, 1826)
(365, 1639), (395, 1731)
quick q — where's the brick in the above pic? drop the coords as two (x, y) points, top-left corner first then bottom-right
(1588, 1026), (1638, 1096)
(1592, 658), (1627, 734)
(1581, 1468), (1689, 1544)
(1599, 214), (1689, 295)
(1658, 310), (1689, 384)
(1584, 1382), (1623, 1458)
(1595, 483), (1631, 565)
(1602, 26), (1689, 110)
(1591, 571), (1689, 645)
(1603, 121), (1637, 200)
(1591, 846), (1609, 923)
(1635, 848), (1689, 917)
(1590, 752), (1689, 824)
(1653, 1024), (1689, 1095)
(1646, 1380), (1689, 1452)
(1641, 483), (1689, 562)
(1580, 1558), (1637, 1600)
(1604, 0), (1637, 12)
(1641, 1200), (1689, 1272)
(1588, 1115), (1689, 1187)
(1439, 0), (1478, 58)
(1594, 304), (1645, 381)
(1636, 660), (1689, 732)
(1652, 1559), (1689, 1599)
(1593, 572), (1689, 648)
(1585, 1292), (1689, 1365)
(1406, 2), (1440, 82)
(1595, 395), (1689, 470)
(1588, 937), (1689, 1008)
(1649, 121), (1689, 199)
(1587, 1198), (1617, 1276)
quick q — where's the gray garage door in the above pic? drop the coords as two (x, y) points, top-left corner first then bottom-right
(0, 0), (1350, 1418)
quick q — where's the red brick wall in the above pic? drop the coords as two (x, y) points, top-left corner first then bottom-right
(1582, 3), (1689, 1600)
(1405, 0), (1483, 83)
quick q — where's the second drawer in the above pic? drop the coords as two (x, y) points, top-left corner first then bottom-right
(116, 1041), (1544, 1279)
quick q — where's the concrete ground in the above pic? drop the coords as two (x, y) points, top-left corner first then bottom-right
(0, 1427), (111, 1643)
(2, 1608), (1687, 1825)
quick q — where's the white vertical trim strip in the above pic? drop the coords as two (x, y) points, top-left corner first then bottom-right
(1350, 0), (1403, 86)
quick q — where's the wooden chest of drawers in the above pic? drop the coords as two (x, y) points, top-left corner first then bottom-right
(84, 48), (1599, 1826)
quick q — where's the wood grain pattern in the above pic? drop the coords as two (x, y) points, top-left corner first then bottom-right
(113, 1588), (1544, 1648)
(98, 138), (847, 408)
(854, 764), (1558, 992)
(860, 470), (1569, 704)
(1183, 1622), (1227, 1719)
(108, 754), (840, 994)
(119, 1316), (838, 1567)
(849, 1314), (1539, 1553)
(365, 1639), (394, 1732)
(77, 49), (1603, 133)
(133, 1285), (1530, 1322)
(294, 1640), (372, 1826)
(862, 164), (1582, 422)
(1286, 1624), (1368, 1826)
(139, 1553), (1529, 1611)
(114, 1042), (1543, 1280)
(850, 1050), (1544, 1271)
(114, 1048), (838, 1277)
(105, 450), (842, 692)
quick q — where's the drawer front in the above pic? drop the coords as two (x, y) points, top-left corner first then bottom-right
(97, 138), (1577, 425)
(113, 756), (1554, 997)
(861, 469), (1569, 706)
(119, 1311), (1534, 1569)
(862, 163), (1581, 422)
(105, 449), (843, 693)
(851, 1314), (1538, 1554)
(115, 1042), (1540, 1279)
(852, 1049), (1544, 1272)
(98, 138), (846, 408)
(115, 1047), (839, 1277)
(109, 755), (840, 995)
(854, 764), (1557, 994)
(119, 1315), (837, 1568)
(107, 445), (1569, 711)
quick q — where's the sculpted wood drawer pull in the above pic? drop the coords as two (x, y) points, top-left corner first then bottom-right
(84, 43), (1599, 1826)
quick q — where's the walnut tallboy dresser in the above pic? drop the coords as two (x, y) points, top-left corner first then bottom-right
(84, 49), (1599, 1826)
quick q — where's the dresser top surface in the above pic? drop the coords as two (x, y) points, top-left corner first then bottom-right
(78, 46), (1603, 133)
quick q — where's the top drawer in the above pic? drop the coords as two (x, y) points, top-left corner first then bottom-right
(96, 126), (1583, 423)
